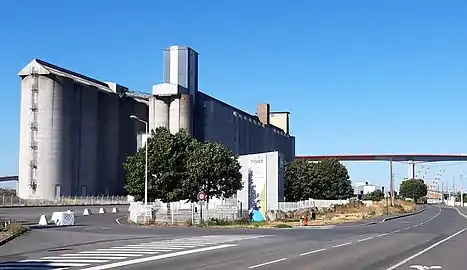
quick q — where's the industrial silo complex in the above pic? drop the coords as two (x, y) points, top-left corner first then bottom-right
(17, 45), (295, 200)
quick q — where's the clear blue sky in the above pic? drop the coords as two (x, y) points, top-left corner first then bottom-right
(1, 0), (467, 190)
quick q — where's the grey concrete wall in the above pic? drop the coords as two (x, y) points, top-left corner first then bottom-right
(74, 84), (98, 196)
(194, 92), (295, 162)
(18, 76), (32, 198)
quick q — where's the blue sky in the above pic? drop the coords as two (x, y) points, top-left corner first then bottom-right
(1, 0), (467, 190)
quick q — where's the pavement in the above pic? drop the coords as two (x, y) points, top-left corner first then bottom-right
(0, 205), (129, 224)
(0, 205), (466, 269)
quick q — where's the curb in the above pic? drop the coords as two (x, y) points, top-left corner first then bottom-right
(0, 204), (129, 209)
(0, 233), (17, 246)
(335, 221), (378, 228)
(381, 206), (426, 222)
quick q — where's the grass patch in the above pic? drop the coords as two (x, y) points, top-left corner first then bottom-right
(0, 218), (28, 245)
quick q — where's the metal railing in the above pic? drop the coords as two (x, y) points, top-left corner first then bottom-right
(0, 195), (129, 207)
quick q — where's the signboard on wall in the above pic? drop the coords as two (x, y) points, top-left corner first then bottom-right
(248, 154), (267, 217)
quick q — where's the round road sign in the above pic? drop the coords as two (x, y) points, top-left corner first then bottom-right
(197, 191), (206, 201)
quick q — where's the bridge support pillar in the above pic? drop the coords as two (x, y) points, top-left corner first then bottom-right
(389, 158), (394, 206)
(408, 161), (416, 179)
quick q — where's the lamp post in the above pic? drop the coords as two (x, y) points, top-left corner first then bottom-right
(129, 115), (148, 205)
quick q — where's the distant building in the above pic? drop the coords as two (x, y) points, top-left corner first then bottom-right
(353, 181), (383, 197)
(18, 45), (295, 200)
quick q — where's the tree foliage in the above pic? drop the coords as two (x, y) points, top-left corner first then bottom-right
(399, 178), (427, 202)
(185, 141), (243, 202)
(363, 189), (385, 201)
(284, 158), (354, 201)
(123, 127), (243, 203)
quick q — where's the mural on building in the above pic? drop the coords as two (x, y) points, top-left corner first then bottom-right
(248, 154), (267, 221)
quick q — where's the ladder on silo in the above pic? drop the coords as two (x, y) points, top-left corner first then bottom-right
(29, 67), (39, 194)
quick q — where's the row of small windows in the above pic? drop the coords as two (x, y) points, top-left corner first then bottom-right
(232, 111), (289, 138)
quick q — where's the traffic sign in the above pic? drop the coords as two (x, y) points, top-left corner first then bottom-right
(197, 191), (207, 201)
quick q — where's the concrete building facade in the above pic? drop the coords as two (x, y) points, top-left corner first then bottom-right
(17, 45), (295, 200)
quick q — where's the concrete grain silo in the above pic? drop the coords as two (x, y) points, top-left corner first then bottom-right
(18, 62), (74, 199)
(149, 45), (198, 135)
(16, 45), (296, 200)
(17, 59), (147, 200)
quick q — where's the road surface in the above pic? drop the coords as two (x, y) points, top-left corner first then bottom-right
(0, 205), (465, 270)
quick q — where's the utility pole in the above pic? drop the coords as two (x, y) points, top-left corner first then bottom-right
(441, 181), (444, 204)
(460, 174), (464, 207)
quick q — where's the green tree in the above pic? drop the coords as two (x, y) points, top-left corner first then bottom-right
(399, 179), (427, 202)
(313, 159), (354, 200)
(284, 159), (317, 201)
(363, 189), (385, 201)
(185, 141), (243, 202)
(123, 127), (197, 203)
(124, 127), (243, 204)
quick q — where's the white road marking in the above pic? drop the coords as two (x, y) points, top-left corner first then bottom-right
(56, 256), (128, 259)
(333, 242), (352, 248)
(377, 233), (389, 237)
(79, 244), (237, 270)
(248, 258), (288, 269)
(391, 230), (401, 233)
(385, 227), (467, 270)
(14, 262), (89, 267)
(410, 265), (442, 269)
(115, 216), (125, 224)
(81, 251), (146, 255)
(22, 259), (109, 263)
(357, 236), (374, 242)
(300, 248), (326, 256)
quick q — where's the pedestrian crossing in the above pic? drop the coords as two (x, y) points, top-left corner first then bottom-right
(0, 234), (269, 269)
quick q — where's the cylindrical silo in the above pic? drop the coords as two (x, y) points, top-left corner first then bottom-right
(179, 94), (192, 135)
(169, 96), (180, 134)
(77, 86), (99, 196)
(36, 75), (73, 200)
(148, 96), (155, 132)
(154, 97), (169, 129)
(97, 92), (120, 195)
(18, 76), (33, 199)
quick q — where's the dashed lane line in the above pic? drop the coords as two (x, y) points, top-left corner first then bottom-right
(333, 242), (352, 248)
(248, 258), (288, 269)
(249, 208), (444, 268)
(0, 235), (269, 270)
(299, 248), (326, 256)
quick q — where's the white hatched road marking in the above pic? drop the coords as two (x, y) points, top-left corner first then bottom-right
(0, 234), (269, 270)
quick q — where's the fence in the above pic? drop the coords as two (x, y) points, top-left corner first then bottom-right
(0, 217), (11, 231)
(278, 198), (373, 212)
(0, 195), (129, 207)
(129, 200), (242, 225)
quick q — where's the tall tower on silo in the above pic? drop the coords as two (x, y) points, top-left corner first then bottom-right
(149, 46), (198, 135)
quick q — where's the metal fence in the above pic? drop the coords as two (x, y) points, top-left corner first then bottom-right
(0, 217), (11, 231)
(278, 199), (351, 211)
(129, 201), (243, 225)
(0, 195), (129, 207)
(278, 198), (373, 211)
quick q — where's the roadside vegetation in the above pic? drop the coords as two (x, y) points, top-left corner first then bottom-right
(0, 217), (28, 244)
(123, 127), (242, 204)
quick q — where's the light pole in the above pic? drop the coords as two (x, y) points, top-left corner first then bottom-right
(129, 115), (148, 205)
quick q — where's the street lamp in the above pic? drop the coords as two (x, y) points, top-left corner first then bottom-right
(129, 115), (148, 205)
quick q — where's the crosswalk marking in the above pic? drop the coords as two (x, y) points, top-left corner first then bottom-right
(0, 234), (271, 270)
(22, 259), (109, 263)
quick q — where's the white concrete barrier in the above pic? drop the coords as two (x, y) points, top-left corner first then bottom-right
(99, 207), (105, 214)
(51, 211), (75, 226)
(112, 207), (118, 213)
(38, 215), (48, 225)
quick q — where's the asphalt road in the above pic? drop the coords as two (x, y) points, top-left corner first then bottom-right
(0, 205), (129, 223)
(0, 205), (465, 270)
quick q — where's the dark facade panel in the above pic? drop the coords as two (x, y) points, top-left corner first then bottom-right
(195, 92), (295, 162)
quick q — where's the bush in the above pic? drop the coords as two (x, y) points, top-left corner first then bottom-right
(198, 217), (252, 227)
